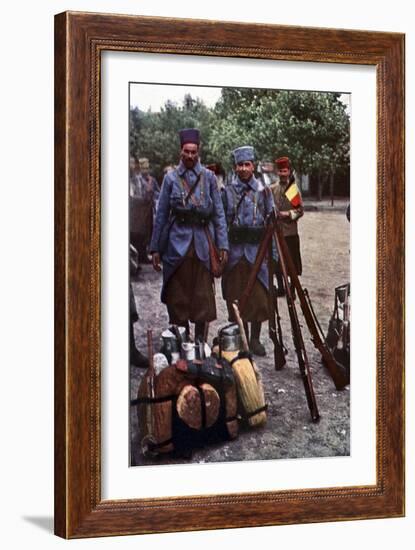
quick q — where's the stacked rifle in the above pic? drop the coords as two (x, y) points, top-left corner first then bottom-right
(239, 210), (348, 422)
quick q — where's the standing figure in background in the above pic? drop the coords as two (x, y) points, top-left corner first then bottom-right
(206, 163), (226, 191)
(130, 156), (160, 264)
(222, 146), (275, 357)
(149, 128), (229, 343)
(270, 156), (304, 296)
(258, 160), (277, 189)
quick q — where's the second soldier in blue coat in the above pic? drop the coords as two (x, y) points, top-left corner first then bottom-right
(222, 146), (275, 356)
(150, 128), (229, 342)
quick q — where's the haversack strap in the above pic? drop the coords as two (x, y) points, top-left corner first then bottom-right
(229, 350), (252, 366)
(131, 394), (176, 407)
(245, 404), (268, 419)
(196, 385), (207, 429)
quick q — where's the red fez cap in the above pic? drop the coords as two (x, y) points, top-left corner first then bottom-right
(275, 156), (290, 169)
(179, 128), (200, 146)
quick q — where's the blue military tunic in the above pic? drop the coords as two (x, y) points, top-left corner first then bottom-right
(150, 160), (229, 303)
(222, 175), (275, 290)
(130, 173), (160, 202)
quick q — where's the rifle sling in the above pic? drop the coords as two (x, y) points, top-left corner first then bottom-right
(178, 170), (203, 206)
(229, 185), (255, 227)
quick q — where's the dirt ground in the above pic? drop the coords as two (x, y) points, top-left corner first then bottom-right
(130, 201), (350, 466)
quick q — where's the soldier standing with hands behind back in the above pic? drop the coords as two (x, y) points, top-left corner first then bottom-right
(149, 128), (229, 343)
(270, 156), (304, 297)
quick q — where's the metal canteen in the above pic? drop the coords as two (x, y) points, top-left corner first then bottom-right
(219, 323), (241, 352)
(160, 327), (185, 357)
(181, 342), (196, 361)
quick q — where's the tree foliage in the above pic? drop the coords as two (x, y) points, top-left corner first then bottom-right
(210, 89), (349, 176)
(130, 88), (350, 187)
(130, 94), (215, 181)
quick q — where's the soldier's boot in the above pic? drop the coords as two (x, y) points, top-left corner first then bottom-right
(195, 322), (208, 343)
(137, 243), (151, 264)
(249, 322), (266, 357)
(129, 322), (149, 369)
(176, 321), (190, 339)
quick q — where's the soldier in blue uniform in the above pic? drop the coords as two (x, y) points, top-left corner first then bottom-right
(222, 146), (275, 356)
(150, 128), (229, 342)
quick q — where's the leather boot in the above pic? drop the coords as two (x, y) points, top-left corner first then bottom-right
(249, 321), (266, 356)
(174, 321), (190, 340)
(195, 322), (208, 343)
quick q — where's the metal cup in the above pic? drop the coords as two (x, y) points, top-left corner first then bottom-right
(181, 342), (196, 361)
(219, 324), (241, 352)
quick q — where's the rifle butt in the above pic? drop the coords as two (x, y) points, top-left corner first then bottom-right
(321, 348), (348, 390)
(303, 378), (320, 423)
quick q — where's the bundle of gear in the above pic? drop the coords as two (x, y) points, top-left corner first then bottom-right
(134, 317), (267, 458)
(325, 283), (350, 384)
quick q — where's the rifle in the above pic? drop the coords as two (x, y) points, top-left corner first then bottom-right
(236, 209), (345, 420)
(238, 222), (273, 314)
(273, 218), (347, 390)
(272, 222), (320, 422)
(268, 240), (286, 370)
(274, 285), (286, 360)
(238, 220), (286, 371)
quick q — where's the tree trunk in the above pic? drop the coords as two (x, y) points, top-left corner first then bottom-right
(330, 170), (335, 206)
(317, 170), (323, 201)
(297, 171), (302, 193)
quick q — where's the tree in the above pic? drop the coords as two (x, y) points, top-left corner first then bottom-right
(130, 94), (215, 181)
(130, 88), (350, 197)
(208, 89), (350, 196)
(129, 107), (145, 157)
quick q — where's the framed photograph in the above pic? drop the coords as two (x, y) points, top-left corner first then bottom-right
(54, 11), (404, 538)
(128, 81), (351, 470)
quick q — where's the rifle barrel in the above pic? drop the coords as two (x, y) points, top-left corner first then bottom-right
(268, 239), (286, 370)
(273, 224), (320, 422)
(238, 223), (273, 315)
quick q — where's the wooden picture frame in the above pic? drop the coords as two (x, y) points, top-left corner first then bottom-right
(54, 11), (405, 538)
